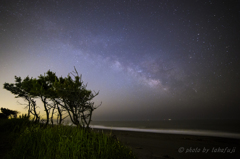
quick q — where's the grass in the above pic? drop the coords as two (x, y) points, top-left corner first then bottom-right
(0, 117), (137, 159)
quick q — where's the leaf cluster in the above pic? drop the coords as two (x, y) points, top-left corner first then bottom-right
(0, 107), (19, 118)
(3, 67), (101, 128)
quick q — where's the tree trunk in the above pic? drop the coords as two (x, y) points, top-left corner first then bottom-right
(56, 103), (62, 124)
(41, 96), (49, 126)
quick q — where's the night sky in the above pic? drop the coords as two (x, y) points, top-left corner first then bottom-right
(1, 0), (240, 120)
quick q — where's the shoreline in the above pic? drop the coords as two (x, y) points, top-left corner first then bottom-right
(1, 119), (239, 159)
(92, 128), (240, 159)
(90, 125), (240, 139)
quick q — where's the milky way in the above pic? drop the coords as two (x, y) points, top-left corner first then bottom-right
(0, 0), (240, 120)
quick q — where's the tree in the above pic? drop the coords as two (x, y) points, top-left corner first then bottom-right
(3, 67), (101, 128)
(40, 70), (69, 126)
(4, 76), (40, 123)
(21, 76), (40, 122)
(46, 67), (102, 128)
(53, 67), (101, 128)
(0, 107), (19, 118)
(0, 113), (7, 119)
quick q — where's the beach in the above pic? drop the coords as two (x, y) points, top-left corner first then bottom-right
(93, 128), (240, 159)
(1, 121), (239, 159)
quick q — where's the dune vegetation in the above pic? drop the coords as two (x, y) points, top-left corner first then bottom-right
(1, 68), (137, 158)
(0, 116), (136, 159)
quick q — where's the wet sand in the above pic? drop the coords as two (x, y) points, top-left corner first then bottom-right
(92, 128), (240, 159)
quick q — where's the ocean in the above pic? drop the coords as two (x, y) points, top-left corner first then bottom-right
(53, 119), (240, 139)
(90, 119), (240, 139)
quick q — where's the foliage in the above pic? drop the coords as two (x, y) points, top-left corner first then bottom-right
(53, 67), (101, 128)
(0, 107), (19, 119)
(3, 67), (101, 128)
(2, 122), (136, 159)
(0, 113), (7, 119)
(0, 114), (31, 133)
(3, 76), (40, 122)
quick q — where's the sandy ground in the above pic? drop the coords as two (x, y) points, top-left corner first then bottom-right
(1, 124), (239, 159)
(92, 128), (240, 159)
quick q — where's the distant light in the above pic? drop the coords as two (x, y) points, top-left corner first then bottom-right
(168, 119), (171, 121)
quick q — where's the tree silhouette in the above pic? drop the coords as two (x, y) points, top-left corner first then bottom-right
(4, 76), (40, 123)
(0, 113), (7, 119)
(53, 67), (101, 128)
(3, 67), (101, 128)
(0, 107), (19, 118)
